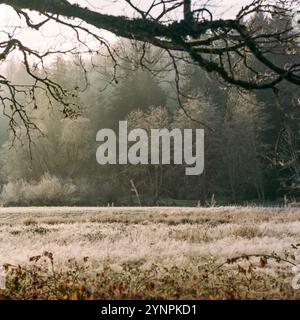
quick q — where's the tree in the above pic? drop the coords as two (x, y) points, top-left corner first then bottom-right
(222, 89), (271, 200)
(1, 57), (94, 183)
(1, 0), (300, 134)
(105, 69), (166, 128)
(174, 96), (223, 203)
(126, 106), (172, 202)
(249, 10), (300, 198)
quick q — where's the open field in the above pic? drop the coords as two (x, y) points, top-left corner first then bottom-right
(1, 206), (300, 299)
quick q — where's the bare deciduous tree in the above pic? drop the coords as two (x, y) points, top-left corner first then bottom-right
(0, 0), (300, 133)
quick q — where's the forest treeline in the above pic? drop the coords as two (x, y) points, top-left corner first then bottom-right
(0, 12), (300, 206)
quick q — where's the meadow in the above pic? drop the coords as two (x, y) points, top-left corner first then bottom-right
(0, 206), (300, 299)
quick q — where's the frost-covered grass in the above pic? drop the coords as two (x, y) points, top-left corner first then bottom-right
(0, 206), (300, 299)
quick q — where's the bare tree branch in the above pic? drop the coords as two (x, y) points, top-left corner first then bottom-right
(0, 0), (300, 137)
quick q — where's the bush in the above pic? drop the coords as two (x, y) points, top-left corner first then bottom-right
(1, 250), (300, 300)
(0, 173), (78, 206)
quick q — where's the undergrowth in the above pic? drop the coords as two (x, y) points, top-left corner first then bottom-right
(1, 245), (300, 300)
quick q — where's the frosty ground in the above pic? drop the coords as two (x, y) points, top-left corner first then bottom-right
(1, 206), (300, 299)
(1, 206), (300, 266)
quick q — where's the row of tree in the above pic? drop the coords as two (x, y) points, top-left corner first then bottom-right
(0, 12), (299, 205)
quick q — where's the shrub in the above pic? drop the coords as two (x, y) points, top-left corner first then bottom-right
(1, 249), (300, 300)
(0, 173), (78, 206)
